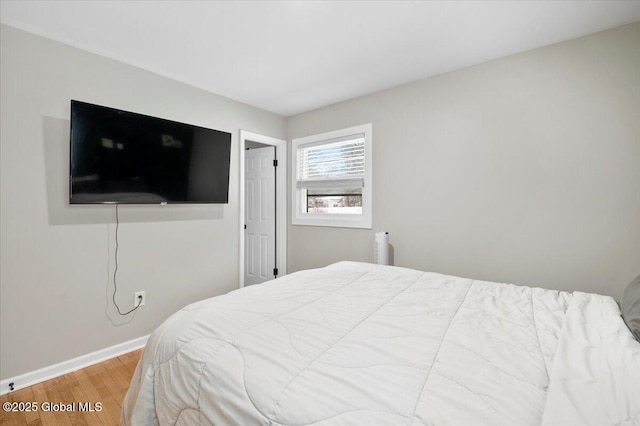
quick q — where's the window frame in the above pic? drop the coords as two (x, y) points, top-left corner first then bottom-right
(291, 123), (372, 229)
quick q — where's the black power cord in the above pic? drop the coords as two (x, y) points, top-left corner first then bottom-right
(112, 204), (142, 315)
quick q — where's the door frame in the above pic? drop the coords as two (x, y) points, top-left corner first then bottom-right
(239, 130), (287, 288)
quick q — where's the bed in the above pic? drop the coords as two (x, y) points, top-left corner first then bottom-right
(122, 262), (640, 425)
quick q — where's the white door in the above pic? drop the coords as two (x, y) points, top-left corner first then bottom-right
(245, 146), (276, 286)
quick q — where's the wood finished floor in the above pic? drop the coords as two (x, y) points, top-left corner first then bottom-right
(0, 349), (142, 426)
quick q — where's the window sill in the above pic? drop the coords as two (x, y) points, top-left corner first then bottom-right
(292, 214), (372, 229)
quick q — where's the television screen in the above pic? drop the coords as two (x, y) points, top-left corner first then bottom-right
(70, 100), (231, 204)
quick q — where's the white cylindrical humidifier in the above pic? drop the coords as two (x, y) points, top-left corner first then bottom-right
(374, 232), (389, 265)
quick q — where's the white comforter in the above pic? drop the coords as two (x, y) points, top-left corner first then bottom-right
(122, 262), (640, 425)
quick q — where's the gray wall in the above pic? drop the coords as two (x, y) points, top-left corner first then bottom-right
(0, 25), (286, 379)
(2, 21), (639, 382)
(287, 23), (640, 299)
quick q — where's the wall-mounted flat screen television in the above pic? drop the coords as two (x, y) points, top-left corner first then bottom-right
(70, 100), (232, 204)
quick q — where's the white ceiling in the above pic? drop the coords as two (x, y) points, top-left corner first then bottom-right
(2, 1), (639, 117)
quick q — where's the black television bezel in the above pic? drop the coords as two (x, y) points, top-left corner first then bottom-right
(69, 100), (232, 205)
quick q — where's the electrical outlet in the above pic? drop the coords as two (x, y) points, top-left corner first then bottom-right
(134, 291), (146, 307)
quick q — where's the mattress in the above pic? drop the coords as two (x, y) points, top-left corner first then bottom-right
(122, 262), (640, 425)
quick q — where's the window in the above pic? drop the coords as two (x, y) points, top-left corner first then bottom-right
(292, 124), (372, 228)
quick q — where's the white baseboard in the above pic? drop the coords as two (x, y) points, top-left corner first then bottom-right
(0, 335), (149, 395)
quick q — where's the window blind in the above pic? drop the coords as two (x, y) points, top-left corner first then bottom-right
(296, 135), (365, 190)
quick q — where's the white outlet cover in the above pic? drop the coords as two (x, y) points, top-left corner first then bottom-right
(134, 291), (146, 307)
